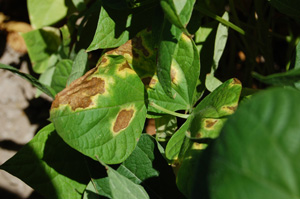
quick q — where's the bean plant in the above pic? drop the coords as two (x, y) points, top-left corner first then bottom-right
(1, 0), (300, 198)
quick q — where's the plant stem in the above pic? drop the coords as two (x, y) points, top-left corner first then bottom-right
(149, 102), (190, 119)
(195, 5), (245, 35)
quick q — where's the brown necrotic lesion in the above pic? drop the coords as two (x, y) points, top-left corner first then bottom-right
(113, 109), (134, 133)
(51, 68), (105, 111)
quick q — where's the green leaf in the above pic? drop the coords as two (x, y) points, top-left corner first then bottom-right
(83, 181), (101, 199)
(87, 6), (130, 50)
(93, 178), (112, 198)
(67, 49), (88, 86)
(83, 178), (112, 198)
(155, 115), (177, 141)
(51, 59), (73, 93)
(59, 25), (72, 58)
(268, 0), (300, 20)
(107, 165), (150, 199)
(212, 11), (229, 74)
(194, 20), (218, 97)
(50, 54), (147, 164)
(27, 0), (70, 28)
(87, 5), (155, 51)
(72, 0), (86, 12)
(36, 65), (56, 97)
(160, 0), (196, 35)
(22, 28), (61, 73)
(205, 73), (222, 92)
(165, 117), (192, 162)
(0, 63), (55, 98)
(252, 69), (300, 88)
(0, 124), (90, 199)
(196, 88), (300, 198)
(117, 134), (159, 184)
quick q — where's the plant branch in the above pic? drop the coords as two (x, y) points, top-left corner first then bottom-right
(149, 102), (190, 119)
(195, 5), (245, 35)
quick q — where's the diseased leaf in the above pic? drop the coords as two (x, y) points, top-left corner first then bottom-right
(22, 28), (61, 73)
(51, 59), (73, 93)
(195, 88), (300, 198)
(107, 165), (150, 199)
(189, 78), (242, 140)
(67, 49), (88, 86)
(156, 21), (182, 97)
(150, 28), (200, 112)
(27, 0), (70, 28)
(175, 78), (242, 197)
(50, 52), (147, 164)
(160, 0), (195, 35)
(0, 124), (90, 199)
(0, 63), (55, 98)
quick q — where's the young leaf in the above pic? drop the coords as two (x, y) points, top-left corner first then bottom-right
(0, 63), (55, 98)
(160, 0), (196, 35)
(195, 88), (300, 198)
(51, 59), (73, 93)
(67, 49), (88, 86)
(212, 11), (229, 74)
(87, 5), (155, 51)
(27, 0), (70, 28)
(0, 124), (90, 199)
(50, 54), (147, 164)
(22, 28), (61, 73)
(107, 165), (150, 199)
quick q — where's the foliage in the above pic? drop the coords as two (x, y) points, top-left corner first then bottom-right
(1, 0), (300, 198)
